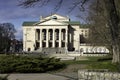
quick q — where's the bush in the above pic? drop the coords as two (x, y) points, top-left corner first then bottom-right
(0, 55), (66, 73)
(97, 57), (112, 61)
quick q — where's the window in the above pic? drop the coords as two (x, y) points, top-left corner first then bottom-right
(85, 30), (87, 32)
(81, 30), (84, 32)
(56, 32), (59, 40)
(85, 33), (88, 37)
(43, 31), (46, 40)
(52, 16), (57, 20)
(50, 32), (52, 40)
(63, 32), (65, 40)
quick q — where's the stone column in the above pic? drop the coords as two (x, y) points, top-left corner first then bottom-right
(40, 29), (42, 48)
(46, 29), (49, 48)
(35, 29), (37, 41)
(52, 29), (55, 47)
(59, 29), (61, 48)
(36, 29), (38, 40)
(65, 29), (68, 44)
(65, 29), (68, 53)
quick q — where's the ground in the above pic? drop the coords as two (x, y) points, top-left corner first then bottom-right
(0, 54), (118, 80)
(0, 64), (86, 80)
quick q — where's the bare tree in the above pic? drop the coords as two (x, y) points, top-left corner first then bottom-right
(87, 0), (120, 63)
(87, 0), (111, 49)
(18, 0), (89, 12)
(104, 0), (120, 63)
(0, 23), (16, 52)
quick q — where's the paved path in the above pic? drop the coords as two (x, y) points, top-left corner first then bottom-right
(0, 73), (77, 80)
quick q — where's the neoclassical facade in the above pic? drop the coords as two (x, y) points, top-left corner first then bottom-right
(22, 14), (89, 53)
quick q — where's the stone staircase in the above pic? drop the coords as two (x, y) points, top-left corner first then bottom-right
(32, 48), (42, 53)
(49, 53), (75, 60)
(33, 48), (88, 60)
(35, 48), (66, 54)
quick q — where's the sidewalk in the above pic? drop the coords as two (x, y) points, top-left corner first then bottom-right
(0, 73), (76, 80)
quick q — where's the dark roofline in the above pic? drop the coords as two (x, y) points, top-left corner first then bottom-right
(63, 21), (80, 25)
(22, 21), (38, 26)
(80, 24), (90, 28)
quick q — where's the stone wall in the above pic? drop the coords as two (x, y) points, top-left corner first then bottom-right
(78, 70), (120, 80)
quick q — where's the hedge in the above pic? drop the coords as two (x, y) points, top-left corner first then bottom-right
(0, 55), (66, 73)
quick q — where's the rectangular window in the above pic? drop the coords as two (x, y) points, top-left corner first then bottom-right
(63, 33), (65, 40)
(50, 32), (52, 40)
(56, 32), (59, 40)
(43, 32), (46, 40)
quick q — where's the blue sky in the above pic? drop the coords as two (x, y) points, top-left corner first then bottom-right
(0, 0), (88, 40)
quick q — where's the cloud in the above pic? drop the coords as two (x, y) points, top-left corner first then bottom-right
(15, 27), (23, 40)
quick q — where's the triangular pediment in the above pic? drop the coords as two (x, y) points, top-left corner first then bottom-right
(35, 19), (68, 26)
(44, 14), (68, 20)
(40, 14), (70, 22)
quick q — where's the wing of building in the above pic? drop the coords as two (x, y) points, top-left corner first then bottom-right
(22, 14), (109, 55)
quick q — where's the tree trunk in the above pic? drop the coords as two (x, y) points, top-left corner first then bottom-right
(104, 0), (120, 63)
(112, 42), (120, 63)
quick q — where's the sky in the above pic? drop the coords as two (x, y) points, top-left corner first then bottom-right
(0, 0), (89, 40)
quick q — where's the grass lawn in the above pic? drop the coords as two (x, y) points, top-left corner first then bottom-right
(60, 56), (120, 72)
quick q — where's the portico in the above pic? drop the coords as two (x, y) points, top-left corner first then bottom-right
(35, 28), (68, 49)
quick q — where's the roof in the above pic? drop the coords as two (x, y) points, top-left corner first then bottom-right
(80, 24), (90, 28)
(22, 21), (38, 26)
(64, 21), (80, 25)
(22, 21), (81, 26)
